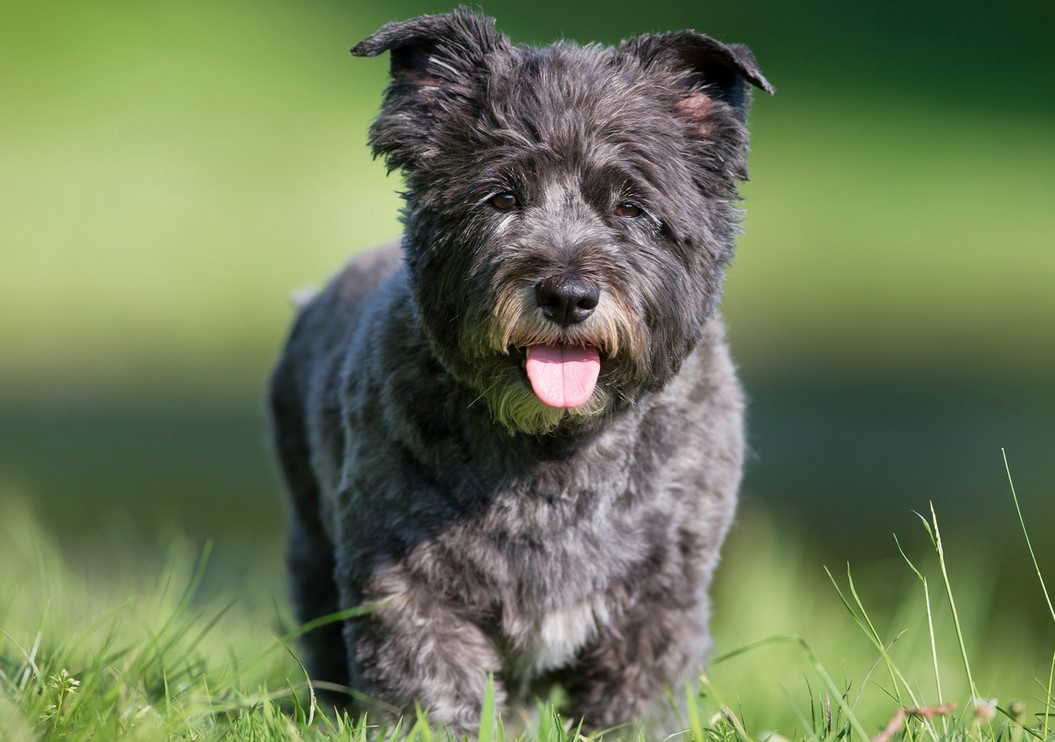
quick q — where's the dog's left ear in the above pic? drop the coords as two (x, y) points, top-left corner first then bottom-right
(351, 9), (510, 172)
(621, 31), (773, 123)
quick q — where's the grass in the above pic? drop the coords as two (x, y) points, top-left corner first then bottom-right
(2, 456), (1053, 740)
(1, 2), (1053, 737)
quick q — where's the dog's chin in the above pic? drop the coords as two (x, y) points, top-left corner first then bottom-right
(481, 350), (612, 436)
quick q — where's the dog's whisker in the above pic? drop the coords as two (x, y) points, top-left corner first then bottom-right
(467, 378), (501, 409)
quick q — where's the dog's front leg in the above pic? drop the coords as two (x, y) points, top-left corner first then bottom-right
(562, 592), (710, 734)
(339, 557), (504, 736)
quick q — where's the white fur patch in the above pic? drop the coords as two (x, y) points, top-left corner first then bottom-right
(531, 599), (607, 672)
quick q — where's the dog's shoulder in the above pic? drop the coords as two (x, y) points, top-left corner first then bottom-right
(280, 242), (403, 355)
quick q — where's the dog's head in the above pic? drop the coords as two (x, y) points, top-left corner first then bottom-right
(353, 8), (771, 435)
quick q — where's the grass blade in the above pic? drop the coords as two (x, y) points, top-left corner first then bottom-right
(927, 502), (978, 702)
(894, 534), (944, 716)
(712, 634), (870, 740)
(478, 672), (497, 742)
(1003, 449), (1055, 628)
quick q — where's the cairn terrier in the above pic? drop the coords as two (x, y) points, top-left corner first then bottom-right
(270, 7), (771, 734)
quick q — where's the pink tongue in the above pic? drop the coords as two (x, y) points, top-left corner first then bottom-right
(525, 345), (601, 408)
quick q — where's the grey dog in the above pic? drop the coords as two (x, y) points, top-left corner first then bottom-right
(269, 7), (771, 735)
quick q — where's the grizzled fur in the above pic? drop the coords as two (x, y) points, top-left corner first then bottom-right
(269, 8), (771, 735)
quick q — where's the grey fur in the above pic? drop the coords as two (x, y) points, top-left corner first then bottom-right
(269, 8), (770, 735)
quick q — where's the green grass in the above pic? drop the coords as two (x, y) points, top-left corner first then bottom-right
(2, 2), (1053, 738)
(2, 459), (1053, 741)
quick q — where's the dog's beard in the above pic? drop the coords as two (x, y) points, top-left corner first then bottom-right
(465, 280), (644, 435)
(490, 280), (643, 361)
(484, 365), (611, 435)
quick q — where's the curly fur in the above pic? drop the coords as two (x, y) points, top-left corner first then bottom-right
(269, 7), (771, 735)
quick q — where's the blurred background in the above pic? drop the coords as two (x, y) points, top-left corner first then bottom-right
(1, 0), (1053, 723)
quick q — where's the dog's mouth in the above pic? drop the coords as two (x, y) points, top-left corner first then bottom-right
(519, 343), (601, 409)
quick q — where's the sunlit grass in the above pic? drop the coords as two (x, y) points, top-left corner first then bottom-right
(1, 459), (1052, 740)
(2, 4), (1053, 736)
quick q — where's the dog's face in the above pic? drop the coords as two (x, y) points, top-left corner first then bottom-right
(353, 9), (771, 435)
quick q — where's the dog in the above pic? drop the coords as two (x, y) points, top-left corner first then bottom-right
(269, 8), (771, 735)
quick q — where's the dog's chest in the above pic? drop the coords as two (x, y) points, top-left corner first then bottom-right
(473, 487), (641, 677)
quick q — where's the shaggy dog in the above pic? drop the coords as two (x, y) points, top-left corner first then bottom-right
(269, 8), (771, 734)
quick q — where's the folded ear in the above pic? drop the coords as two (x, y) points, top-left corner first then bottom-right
(351, 8), (509, 172)
(621, 31), (773, 122)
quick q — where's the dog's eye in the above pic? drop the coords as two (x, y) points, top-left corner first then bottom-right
(614, 202), (643, 218)
(490, 193), (519, 211)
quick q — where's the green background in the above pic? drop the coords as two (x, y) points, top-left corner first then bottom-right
(1, 0), (1053, 612)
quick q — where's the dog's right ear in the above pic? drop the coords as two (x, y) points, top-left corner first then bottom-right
(351, 8), (509, 173)
(621, 31), (773, 123)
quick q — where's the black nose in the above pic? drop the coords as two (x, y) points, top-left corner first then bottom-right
(535, 276), (600, 327)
